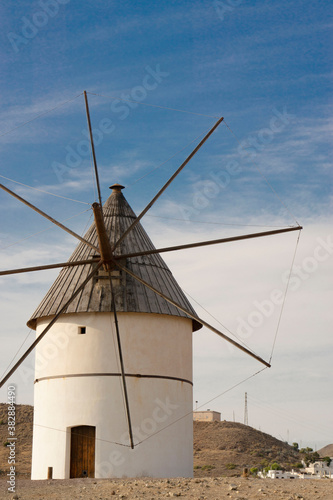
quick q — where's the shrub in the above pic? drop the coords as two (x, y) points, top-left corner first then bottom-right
(300, 447), (313, 454)
(201, 465), (215, 471)
(250, 467), (258, 476)
(226, 463), (236, 470)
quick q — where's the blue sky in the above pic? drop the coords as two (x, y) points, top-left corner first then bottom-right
(0, 0), (332, 451)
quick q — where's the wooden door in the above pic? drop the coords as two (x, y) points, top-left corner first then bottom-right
(70, 425), (95, 478)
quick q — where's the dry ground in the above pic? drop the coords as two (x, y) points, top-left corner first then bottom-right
(1, 476), (332, 500)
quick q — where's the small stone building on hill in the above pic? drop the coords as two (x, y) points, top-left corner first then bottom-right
(193, 410), (221, 422)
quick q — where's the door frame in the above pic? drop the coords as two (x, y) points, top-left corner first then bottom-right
(69, 425), (96, 478)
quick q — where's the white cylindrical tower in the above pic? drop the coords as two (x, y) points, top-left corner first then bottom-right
(28, 184), (201, 479)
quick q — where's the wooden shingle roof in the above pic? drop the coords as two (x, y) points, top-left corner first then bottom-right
(27, 185), (201, 331)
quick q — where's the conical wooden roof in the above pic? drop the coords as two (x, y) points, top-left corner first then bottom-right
(27, 184), (201, 331)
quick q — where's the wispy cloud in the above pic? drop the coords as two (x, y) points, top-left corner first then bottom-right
(0, 91), (83, 144)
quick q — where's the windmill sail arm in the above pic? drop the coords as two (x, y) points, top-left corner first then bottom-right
(116, 262), (271, 368)
(0, 258), (100, 277)
(84, 91), (102, 207)
(0, 261), (104, 389)
(112, 116), (224, 251)
(108, 272), (135, 449)
(117, 226), (303, 260)
(92, 202), (114, 269)
(0, 183), (99, 253)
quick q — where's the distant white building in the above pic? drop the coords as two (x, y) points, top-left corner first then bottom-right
(258, 470), (299, 479)
(301, 459), (333, 478)
(193, 410), (221, 422)
(258, 458), (333, 480)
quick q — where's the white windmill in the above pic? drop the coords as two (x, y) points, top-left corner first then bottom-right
(0, 92), (302, 479)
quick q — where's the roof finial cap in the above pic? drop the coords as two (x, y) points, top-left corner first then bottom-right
(109, 183), (125, 192)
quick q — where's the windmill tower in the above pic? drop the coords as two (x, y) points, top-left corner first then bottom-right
(28, 183), (202, 479)
(0, 91), (302, 480)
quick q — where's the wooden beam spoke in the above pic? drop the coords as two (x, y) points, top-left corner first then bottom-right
(116, 226), (303, 260)
(0, 183), (99, 253)
(0, 261), (104, 388)
(0, 258), (100, 277)
(84, 91), (102, 207)
(112, 117), (224, 252)
(117, 263), (271, 368)
(108, 272), (135, 449)
(92, 202), (114, 269)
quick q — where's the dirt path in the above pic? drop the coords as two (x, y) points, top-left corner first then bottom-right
(1, 476), (332, 500)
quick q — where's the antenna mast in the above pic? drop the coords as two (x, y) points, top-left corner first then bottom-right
(244, 392), (248, 426)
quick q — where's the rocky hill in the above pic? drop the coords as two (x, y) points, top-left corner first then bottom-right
(317, 443), (333, 457)
(0, 404), (33, 477)
(0, 404), (325, 478)
(193, 420), (302, 476)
